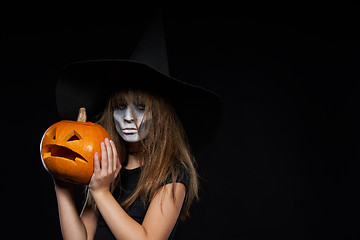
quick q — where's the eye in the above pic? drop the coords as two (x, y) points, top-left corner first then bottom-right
(65, 130), (82, 142)
(118, 104), (127, 110)
(46, 127), (56, 140)
(136, 104), (146, 111)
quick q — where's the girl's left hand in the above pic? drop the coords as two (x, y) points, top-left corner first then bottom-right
(89, 138), (121, 194)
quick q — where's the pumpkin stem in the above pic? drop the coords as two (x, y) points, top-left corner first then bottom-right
(77, 107), (87, 122)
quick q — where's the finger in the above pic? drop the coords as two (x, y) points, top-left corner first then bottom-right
(105, 138), (113, 173)
(100, 141), (108, 172)
(115, 158), (121, 177)
(110, 140), (118, 172)
(93, 152), (100, 172)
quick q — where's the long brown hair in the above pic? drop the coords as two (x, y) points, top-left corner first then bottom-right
(87, 89), (199, 220)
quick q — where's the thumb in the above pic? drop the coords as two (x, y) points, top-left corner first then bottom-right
(115, 158), (121, 177)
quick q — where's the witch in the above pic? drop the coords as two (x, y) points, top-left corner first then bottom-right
(53, 16), (222, 240)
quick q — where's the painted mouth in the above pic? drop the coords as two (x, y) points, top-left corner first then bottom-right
(122, 128), (138, 134)
(42, 145), (87, 162)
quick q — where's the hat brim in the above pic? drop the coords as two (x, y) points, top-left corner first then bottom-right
(56, 59), (223, 149)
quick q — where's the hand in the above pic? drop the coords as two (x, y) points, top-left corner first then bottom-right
(89, 138), (121, 194)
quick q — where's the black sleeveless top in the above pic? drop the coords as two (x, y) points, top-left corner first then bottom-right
(94, 166), (189, 239)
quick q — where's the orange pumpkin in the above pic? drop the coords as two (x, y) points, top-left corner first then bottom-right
(40, 108), (110, 185)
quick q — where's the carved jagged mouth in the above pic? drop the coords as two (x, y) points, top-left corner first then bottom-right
(42, 145), (87, 162)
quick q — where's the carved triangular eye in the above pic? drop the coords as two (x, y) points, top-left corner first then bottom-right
(46, 127), (56, 140)
(68, 134), (80, 141)
(65, 130), (82, 142)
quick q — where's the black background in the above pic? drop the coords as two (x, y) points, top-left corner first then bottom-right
(2, 4), (360, 239)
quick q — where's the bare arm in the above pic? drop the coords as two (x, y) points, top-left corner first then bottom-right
(80, 191), (98, 239)
(54, 181), (97, 240)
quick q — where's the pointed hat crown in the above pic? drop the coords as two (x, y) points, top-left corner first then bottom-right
(130, 13), (169, 75)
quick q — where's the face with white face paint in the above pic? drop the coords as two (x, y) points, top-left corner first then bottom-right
(113, 102), (150, 142)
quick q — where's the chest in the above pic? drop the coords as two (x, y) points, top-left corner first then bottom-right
(98, 168), (148, 225)
(114, 169), (148, 223)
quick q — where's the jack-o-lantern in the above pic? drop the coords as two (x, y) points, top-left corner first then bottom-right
(40, 108), (110, 185)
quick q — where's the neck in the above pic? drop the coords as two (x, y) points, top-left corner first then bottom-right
(126, 154), (142, 170)
(125, 142), (144, 170)
(128, 141), (143, 153)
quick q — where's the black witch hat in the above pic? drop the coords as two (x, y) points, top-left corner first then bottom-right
(56, 15), (223, 150)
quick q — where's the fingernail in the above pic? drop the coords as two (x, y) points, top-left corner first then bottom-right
(105, 138), (109, 142)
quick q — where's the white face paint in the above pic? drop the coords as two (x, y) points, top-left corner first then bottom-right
(113, 103), (150, 142)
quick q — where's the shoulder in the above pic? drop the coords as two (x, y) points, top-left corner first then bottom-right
(166, 163), (190, 191)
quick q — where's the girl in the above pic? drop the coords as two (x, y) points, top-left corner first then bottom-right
(51, 16), (222, 239)
(54, 89), (199, 239)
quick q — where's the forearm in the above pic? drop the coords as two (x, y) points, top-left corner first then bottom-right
(55, 184), (87, 240)
(91, 190), (148, 240)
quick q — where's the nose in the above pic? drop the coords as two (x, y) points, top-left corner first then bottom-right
(124, 108), (134, 123)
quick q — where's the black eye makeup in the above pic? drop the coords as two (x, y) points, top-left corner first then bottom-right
(118, 104), (127, 110)
(136, 103), (146, 111)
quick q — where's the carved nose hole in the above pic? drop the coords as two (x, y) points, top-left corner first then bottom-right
(65, 130), (82, 142)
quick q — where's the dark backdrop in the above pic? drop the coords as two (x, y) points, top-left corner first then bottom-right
(1, 5), (360, 239)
